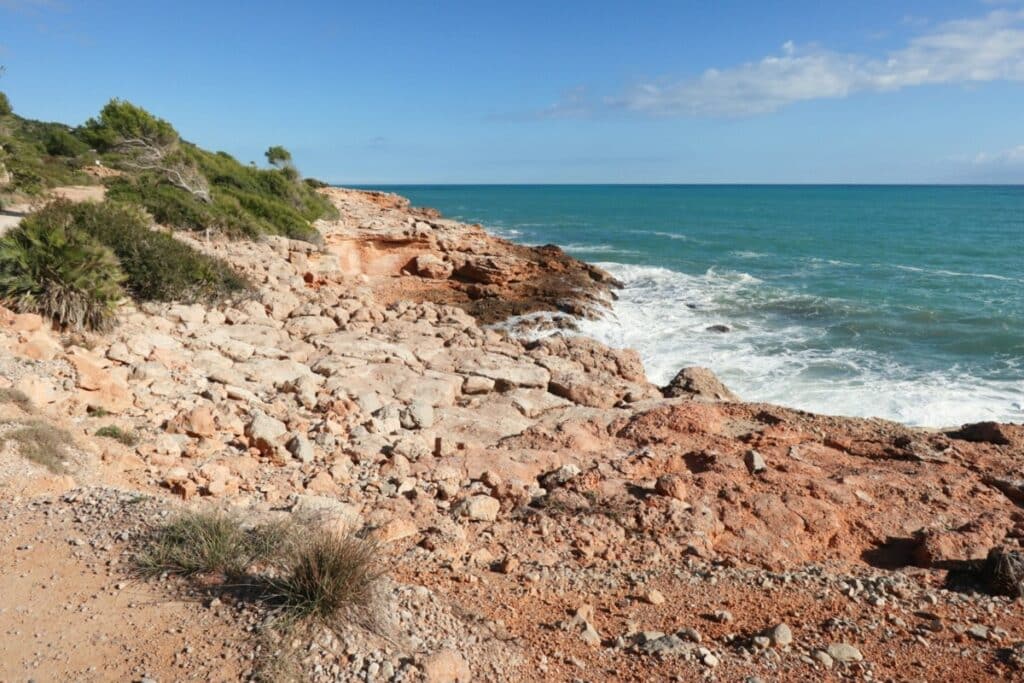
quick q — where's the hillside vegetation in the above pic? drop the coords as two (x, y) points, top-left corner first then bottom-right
(0, 97), (336, 241)
(0, 92), (333, 330)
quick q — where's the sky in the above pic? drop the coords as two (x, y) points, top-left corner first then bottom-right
(1, 0), (1023, 183)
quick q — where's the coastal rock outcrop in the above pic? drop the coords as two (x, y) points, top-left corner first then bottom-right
(662, 366), (739, 401)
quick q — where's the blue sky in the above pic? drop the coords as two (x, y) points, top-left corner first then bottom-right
(1, 0), (1023, 183)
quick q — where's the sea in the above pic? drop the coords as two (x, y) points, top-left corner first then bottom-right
(362, 185), (1024, 427)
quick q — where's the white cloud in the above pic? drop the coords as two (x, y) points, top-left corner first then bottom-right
(973, 143), (1024, 165)
(606, 8), (1024, 117)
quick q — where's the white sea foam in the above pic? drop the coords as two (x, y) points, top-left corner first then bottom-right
(890, 264), (1019, 283)
(574, 262), (1023, 427)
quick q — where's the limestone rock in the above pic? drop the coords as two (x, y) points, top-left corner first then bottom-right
(413, 254), (454, 280)
(460, 495), (500, 522)
(662, 366), (739, 401)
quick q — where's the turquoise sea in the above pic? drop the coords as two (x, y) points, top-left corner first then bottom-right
(365, 185), (1023, 427)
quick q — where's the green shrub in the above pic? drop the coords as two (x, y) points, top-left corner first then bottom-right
(29, 199), (249, 302)
(0, 92), (11, 117)
(95, 424), (138, 446)
(44, 128), (89, 157)
(81, 98), (178, 151)
(265, 145), (292, 168)
(0, 209), (125, 331)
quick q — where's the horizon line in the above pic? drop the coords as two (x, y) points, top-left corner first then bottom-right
(338, 182), (1024, 188)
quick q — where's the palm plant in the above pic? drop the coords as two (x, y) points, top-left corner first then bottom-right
(0, 208), (125, 331)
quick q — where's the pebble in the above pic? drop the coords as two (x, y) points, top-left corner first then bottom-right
(827, 643), (863, 663)
(744, 450), (766, 474)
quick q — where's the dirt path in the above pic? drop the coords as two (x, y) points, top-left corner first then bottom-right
(0, 491), (249, 682)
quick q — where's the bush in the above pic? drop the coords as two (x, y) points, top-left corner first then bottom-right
(44, 128), (89, 157)
(0, 209), (125, 331)
(136, 511), (274, 578)
(265, 145), (292, 168)
(30, 199), (250, 302)
(95, 424), (138, 446)
(265, 530), (380, 624)
(0, 92), (11, 117)
(81, 98), (178, 151)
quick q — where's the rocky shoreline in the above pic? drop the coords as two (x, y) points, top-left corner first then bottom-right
(2, 187), (1023, 681)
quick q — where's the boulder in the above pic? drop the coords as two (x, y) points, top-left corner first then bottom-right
(662, 366), (739, 401)
(413, 254), (454, 280)
(948, 421), (1012, 446)
(246, 412), (287, 457)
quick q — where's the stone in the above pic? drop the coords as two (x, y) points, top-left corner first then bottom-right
(655, 474), (687, 501)
(462, 375), (494, 395)
(766, 623), (793, 648)
(286, 434), (315, 463)
(826, 643), (863, 663)
(812, 650), (834, 669)
(662, 366), (739, 401)
(745, 449), (767, 474)
(645, 588), (666, 605)
(948, 421), (1012, 445)
(967, 624), (990, 641)
(246, 412), (287, 457)
(401, 401), (435, 430)
(413, 254), (454, 280)
(180, 406), (217, 438)
(461, 495), (500, 522)
(105, 342), (133, 364)
(421, 648), (470, 683)
(580, 623), (601, 647)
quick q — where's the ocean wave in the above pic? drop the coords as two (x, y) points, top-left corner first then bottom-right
(576, 261), (1022, 427)
(628, 229), (691, 242)
(730, 250), (767, 259)
(890, 263), (1019, 283)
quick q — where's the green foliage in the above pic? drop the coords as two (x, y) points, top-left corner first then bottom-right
(0, 208), (125, 331)
(44, 128), (90, 157)
(0, 117), (94, 194)
(81, 98), (178, 151)
(95, 424), (138, 446)
(108, 144), (336, 242)
(33, 199), (250, 302)
(0, 92), (11, 117)
(265, 145), (292, 167)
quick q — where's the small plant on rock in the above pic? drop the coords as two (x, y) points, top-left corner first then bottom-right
(95, 424), (138, 446)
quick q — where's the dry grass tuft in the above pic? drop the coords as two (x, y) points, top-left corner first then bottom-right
(2, 420), (73, 472)
(136, 511), (277, 579)
(137, 511), (382, 633)
(95, 424), (139, 446)
(264, 530), (381, 625)
(0, 387), (33, 412)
